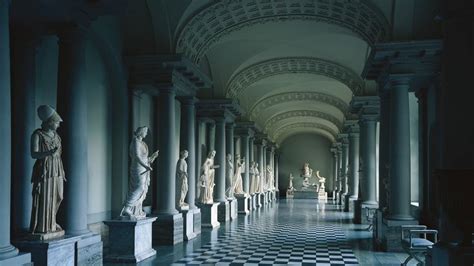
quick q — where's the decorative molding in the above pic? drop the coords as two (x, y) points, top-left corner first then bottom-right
(264, 109), (342, 133)
(175, 0), (389, 63)
(249, 91), (349, 121)
(272, 122), (338, 140)
(274, 125), (336, 144)
(226, 57), (364, 98)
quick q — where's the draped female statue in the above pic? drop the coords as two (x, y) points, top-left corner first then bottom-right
(176, 150), (189, 209)
(225, 154), (234, 198)
(233, 154), (245, 195)
(120, 126), (158, 218)
(30, 105), (65, 239)
(266, 165), (275, 190)
(198, 150), (219, 204)
(255, 163), (264, 193)
(249, 161), (257, 194)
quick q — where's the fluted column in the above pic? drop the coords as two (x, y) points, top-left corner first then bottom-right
(341, 139), (349, 195)
(179, 97), (197, 209)
(0, 0), (19, 259)
(388, 76), (413, 220)
(214, 118), (226, 203)
(331, 147), (338, 198)
(207, 122), (216, 152)
(57, 26), (90, 235)
(225, 123), (235, 193)
(11, 32), (40, 235)
(249, 137), (255, 163)
(345, 126), (360, 212)
(154, 87), (179, 215)
(241, 135), (250, 193)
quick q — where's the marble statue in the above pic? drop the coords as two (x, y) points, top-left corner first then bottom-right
(120, 126), (159, 218)
(198, 150), (220, 204)
(30, 105), (65, 237)
(287, 173), (294, 194)
(233, 154), (245, 195)
(176, 150), (189, 210)
(225, 154), (234, 198)
(249, 161), (257, 194)
(266, 165), (275, 190)
(255, 163), (264, 193)
(301, 162), (313, 178)
(316, 171), (326, 192)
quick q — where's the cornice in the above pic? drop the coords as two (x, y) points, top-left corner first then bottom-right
(264, 109), (342, 133)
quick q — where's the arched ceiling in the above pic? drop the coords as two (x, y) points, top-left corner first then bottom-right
(172, 0), (389, 145)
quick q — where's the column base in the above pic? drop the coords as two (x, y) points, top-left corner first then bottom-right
(182, 209), (197, 241)
(228, 198), (238, 220)
(192, 208), (202, 236)
(217, 200), (230, 222)
(104, 217), (157, 263)
(251, 194), (257, 210)
(343, 195), (352, 212)
(152, 213), (184, 245)
(197, 202), (220, 229)
(348, 197), (357, 213)
(257, 193), (264, 207)
(340, 193), (347, 208)
(236, 194), (250, 215)
(0, 252), (30, 266)
(76, 232), (103, 265)
(14, 234), (81, 266)
(354, 201), (378, 224)
(431, 242), (474, 266)
(380, 217), (418, 251)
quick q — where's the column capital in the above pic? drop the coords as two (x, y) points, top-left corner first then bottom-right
(387, 74), (414, 88)
(225, 122), (236, 129)
(359, 114), (379, 123)
(177, 96), (197, 105)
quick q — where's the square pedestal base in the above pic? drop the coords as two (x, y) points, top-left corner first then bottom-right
(0, 252), (31, 266)
(104, 217), (157, 263)
(257, 193), (264, 207)
(354, 201), (378, 224)
(217, 201), (230, 222)
(77, 233), (103, 265)
(343, 195), (352, 212)
(197, 203), (220, 229)
(14, 235), (80, 266)
(380, 218), (418, 251)
(251, 194), (257, 210)
(236, 194), (250, 215)
(182, 209), (197, 241)
(152, 213), (184, 245)
(317, 191), (328, 200)
(294, 190), (318, 199)
(348, 197), (357, 213)
(228, 198), (238, 219)
(192, 208), (201, 236)
(431, 242), (474, 266)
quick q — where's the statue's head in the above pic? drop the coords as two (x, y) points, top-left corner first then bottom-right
(134, 126), (148, 138)
(180, 150), (189, 159)
(251, 161), (256, 167)
(38, 105), (62, 130)
(235, 154), (240, 160)
(208, 150), (216, 158)
(226, 153), (232, 160)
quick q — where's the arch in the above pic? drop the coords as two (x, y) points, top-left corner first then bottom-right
(264, 109), (342, 133)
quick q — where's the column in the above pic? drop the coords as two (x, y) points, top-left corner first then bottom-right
(11, 31), (39, 235)
(360, 117), (378, 205)
(241, 135), (250, 193)
(331, 147), (338, 198)
(206, 122), (216, 152)
(341, 139), (349, 196)
(57, 26), (89, 235)
(378, 90), (391, 212)
(256, 140), (265, 181)
(274, 152), (280, 195)
(345, 126), (360, 212)
(336, 145), (343, 200)
(225, 123), (234, 194)
(215, 118), (229, 222)
(249, 137), (255, 163)
(153, 86), (183, 245)
(388, 77), (413, 221)
(196, 119), (206, 190)
(179, 97), (197, 209)
(155, 87), (179, 215)
(0, 0), (19, 260)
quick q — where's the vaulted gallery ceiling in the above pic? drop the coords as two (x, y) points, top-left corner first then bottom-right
(123, 0), (395, 145)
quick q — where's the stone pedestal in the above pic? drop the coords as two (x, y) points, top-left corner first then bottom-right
(431, 242), (474, 266)
(348, 197), (357, 213)
(236, 194), (250, 215)
(380, 218), (418, 251)
(197, 203), (220, 228)
(104, 217), (157, 263)
(257, 193), (263, 207)
(181, 209), (197, 241)
(152, 213), (183, 245)
(76, 233), (103, 265)
(354, 201), (378, 224)
(0, 253), (30, 266)
(14, 235), (82, 266)
(191, 208), (201, 236)
(317, 189), (328, 200)
(217, 201), (230, 222)
(228, 198), (238, 220)
(294, 190), (318, 199)
(343, 195), (351, 212)
(251, 194), (257, 210)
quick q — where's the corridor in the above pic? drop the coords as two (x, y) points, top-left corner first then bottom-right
(123, 199), (410, 265)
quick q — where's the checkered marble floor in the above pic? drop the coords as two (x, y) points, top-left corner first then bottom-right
(173, 203), (358, 265)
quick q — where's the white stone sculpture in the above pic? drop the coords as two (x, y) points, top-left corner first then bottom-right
(225, 154), (234, 198)
(249, 161), (257, 194)
(233, 154), (245, 195)
(255, 163), (264, 193)
(120, 126), (159, 219)
(30, 105), (65, 238)
(176, 150), (189, 210)
(301, 162), (313, 189)
(266, 164), (275, 190)
(287, 173), (295, 194)
(198, 150), (220, 204)
(316, 171), (326, 192)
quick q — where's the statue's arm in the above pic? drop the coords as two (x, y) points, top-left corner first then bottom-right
(30, 132), (55, 159)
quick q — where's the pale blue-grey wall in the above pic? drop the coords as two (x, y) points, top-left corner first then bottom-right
(409, 92), (420, 203)
(278, 133), (334, 194)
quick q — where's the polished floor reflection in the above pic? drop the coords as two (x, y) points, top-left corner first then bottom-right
(106, 199), (411, 265)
